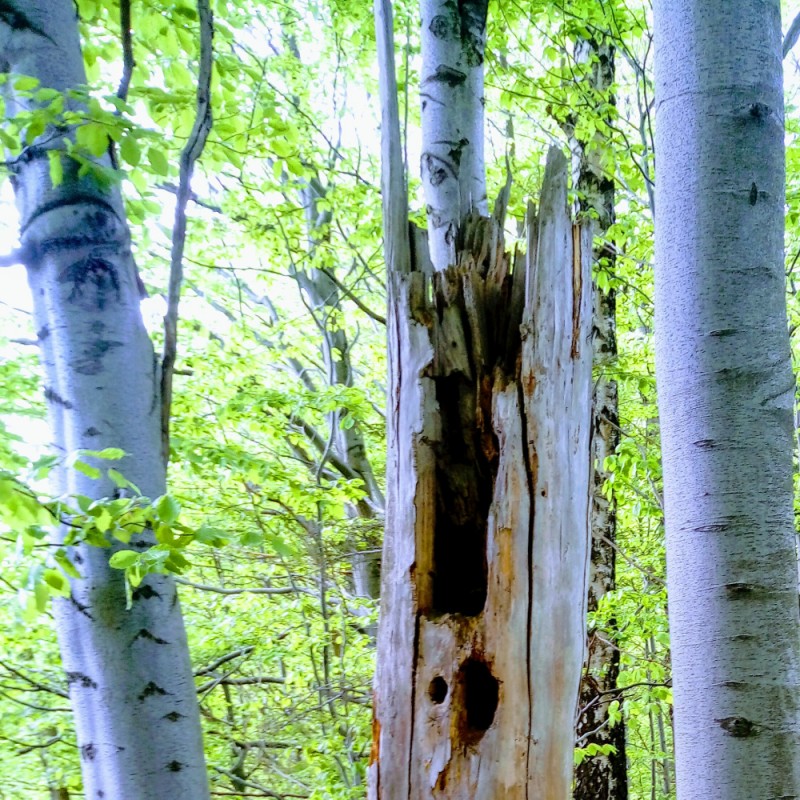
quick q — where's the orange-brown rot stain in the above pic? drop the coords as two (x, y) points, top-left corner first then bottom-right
(435, 762), (449, 791)
(571, 224), (582, 358)
(497, 526), (515, 584)
(369, 715), (381, 766)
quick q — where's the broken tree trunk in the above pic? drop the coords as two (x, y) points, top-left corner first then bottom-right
(371, 1), (592, 794)
(369, 147), (593, 798)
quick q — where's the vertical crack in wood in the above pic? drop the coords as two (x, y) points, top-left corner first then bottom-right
(520, 203), (539, 800)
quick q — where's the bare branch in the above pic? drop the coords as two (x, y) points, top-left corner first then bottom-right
(785, 12), (800, 59)
(116, 0), (134, 101)
(0, 660), (68, 698)
(0, 246), (29, 267)
(194, 646), (254, 677)
(161, 0), (214, 464)
(175, 577), (305, 597)
(197, 675), (285, 693)
(316, 265), (385, 325)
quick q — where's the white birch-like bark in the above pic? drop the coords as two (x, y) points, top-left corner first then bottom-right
(420, 0), (488, 271)
(654, 1), (800, 797)
(1, 3), (209, 798)
(296, 179), (385, 598)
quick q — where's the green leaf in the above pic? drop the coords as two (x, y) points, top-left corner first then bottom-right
(272, 138), (292, 158)
(85, 448), (126, 460)
(120, 135), (141, 167)
(55, 550), (82, 579)
(107, 468), (141, 494)
(76, 122), (110, 157)
(147, 147), (169, 176)
(43, 569), (70, 596)
(73, 460), (101, 480)
(109, 550), (139, 569)
(268, 534), (294, 559)
(14, 76), (40, 92)
(34, 581), (49, 613)
(48, 150), (64, 187)
(94, 507), (112, 533)
(155, 494), (180, 525)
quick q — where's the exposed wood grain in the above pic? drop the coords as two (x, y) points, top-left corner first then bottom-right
(370, 148), (593, 798)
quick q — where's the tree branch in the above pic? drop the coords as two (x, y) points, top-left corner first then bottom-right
(161, 0), (214, 464)
(176, 577), (305, 597)
(116, 0), (134, 101)
(0, 246), (29, 267)
(197, 675), (285, 693)
(194, 646), (254, 677)
(785, 12), (800, 59)
(316, 265), (385, 325)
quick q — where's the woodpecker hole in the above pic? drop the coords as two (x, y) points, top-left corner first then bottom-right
(428, 676), (448, 704)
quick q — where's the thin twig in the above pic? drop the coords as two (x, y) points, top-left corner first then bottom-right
(785, 12), (800, 59)
(161, 0), (214, 464)
(194, 646), (254, 677)
(116, 0), (134, 101)
(196, 675), (285, 693)
(175, 577), (303, 597)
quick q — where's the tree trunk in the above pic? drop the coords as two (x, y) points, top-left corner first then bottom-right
(570, 36), (629, 800)
(420, 0), (489, 271)
(3, 3), (209, 798)
(296, 177), (384, 598)
(371, 5), (592, 796)
(654, 1), (800, 797)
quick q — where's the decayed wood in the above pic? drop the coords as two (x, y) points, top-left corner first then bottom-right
(369, 148), (593, 798)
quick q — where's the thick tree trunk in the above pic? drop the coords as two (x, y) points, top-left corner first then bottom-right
(571, 37), (629, 800)
(3, 3), (209, 798)
(370, 152), (592, 799)
(371, 3), (592, 796)
(654, 1), (800, 797)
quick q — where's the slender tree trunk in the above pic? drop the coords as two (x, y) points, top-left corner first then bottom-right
(2, 3), (209, 798)
(296, 178), (384, 598)
(654, 1), (800, 797)
(420, 0), (488, 271)
(370, 2), (593, 796)
(570, 36), (629, 800)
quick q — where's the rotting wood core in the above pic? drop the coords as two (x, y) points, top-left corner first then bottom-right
(423, 214), (521, 617)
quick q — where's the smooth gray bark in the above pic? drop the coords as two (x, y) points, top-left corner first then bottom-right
(296, 179), (384, 598)
(1, 3), (209, 798)
(420, 0), (488, 270)
(654, 1), (800, 797)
